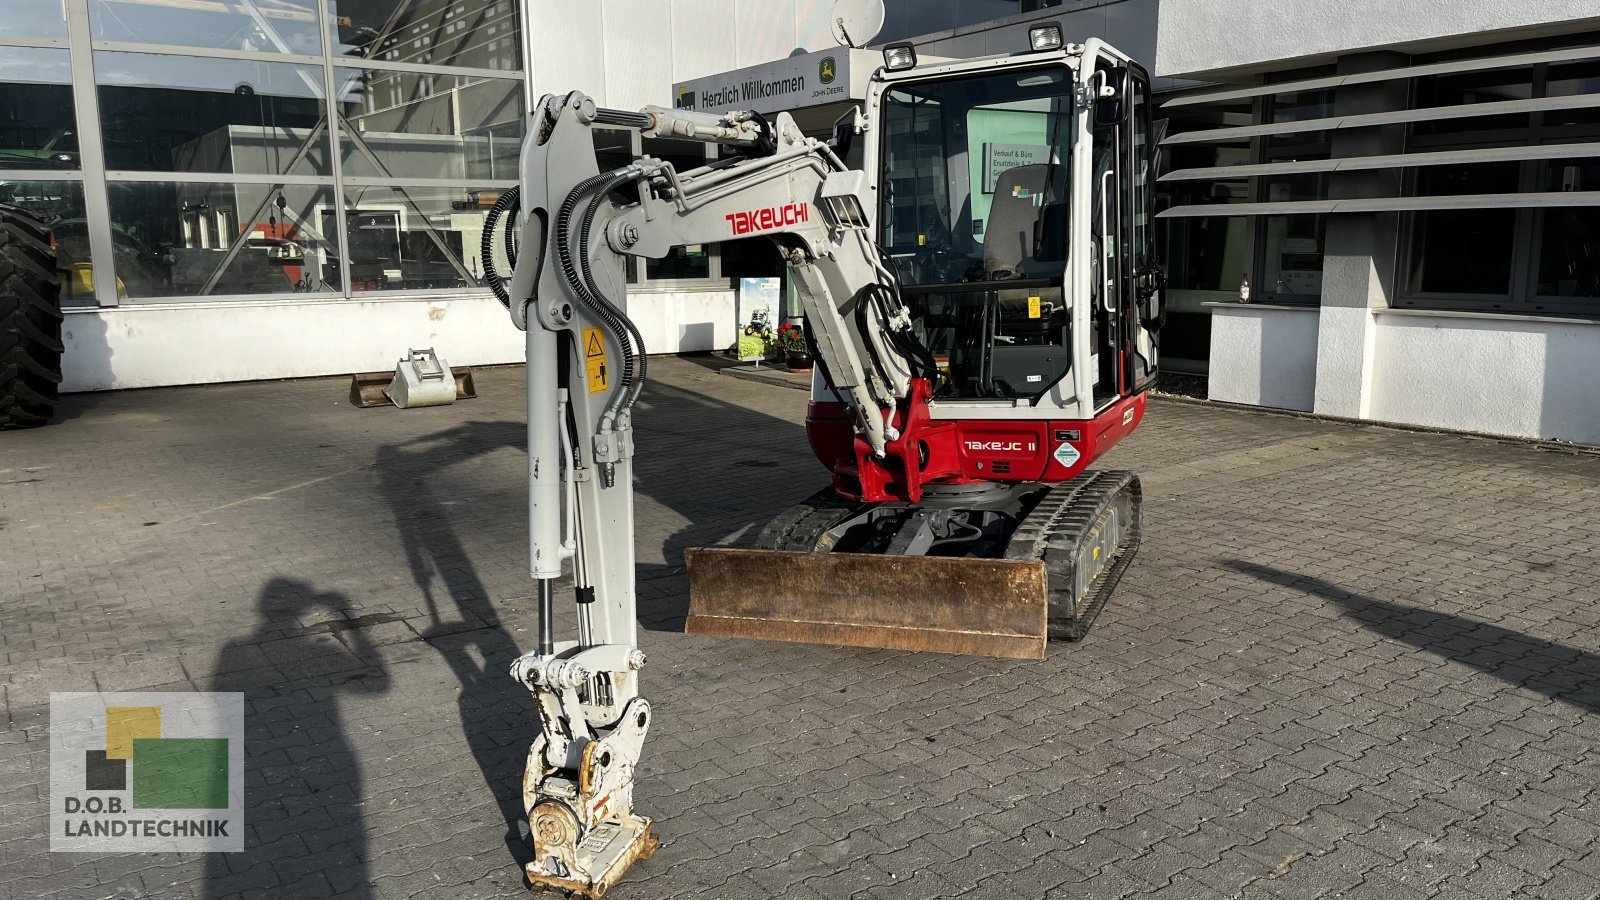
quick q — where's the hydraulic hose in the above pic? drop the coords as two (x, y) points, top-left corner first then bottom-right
(504, 194), (520, 270)
(481, 186), (520, 308)
(554, 172), (645, 420)
(575, 172), (649, 402)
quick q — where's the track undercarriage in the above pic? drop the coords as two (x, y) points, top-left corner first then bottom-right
(684, 471), (1141, 656)
(758, 472), (1141, 641)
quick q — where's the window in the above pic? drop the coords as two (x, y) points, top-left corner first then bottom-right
(1154, 98), (1253, 365)
(1256, 90), (1331, 305)
(1412, 69), (1535, 137)
(334, 184), (511, 293)
(334, 69), (522, 180)
(0, 48), (78, 171)
(329, 0), (523, 72)
(95, 54), (331, 175)
(5, 0), (67, 39)
(90, 0), (322, 55)
(3, 181), (90, 305)
(1535, 160), (1600, 301)
(106, 182), (340, 299)
(1405, 163), (1520, 297)
(640, 137), (717, 284)
(68, 0), (524, 303)
(1402, 48), (1600, 315)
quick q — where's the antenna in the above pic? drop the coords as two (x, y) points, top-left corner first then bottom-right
(830, 0), (885, 49)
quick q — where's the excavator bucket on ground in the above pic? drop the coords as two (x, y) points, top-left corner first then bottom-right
(684, 549), (1050, 660)
(348, 367), (477, 408)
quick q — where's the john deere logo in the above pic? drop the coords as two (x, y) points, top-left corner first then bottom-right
(819, 56), (837, 85)
(676, 86), (695, 110)
(51, 692), (244, 852)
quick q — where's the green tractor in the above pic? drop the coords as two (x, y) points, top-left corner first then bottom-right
(0, 200), (64, 429)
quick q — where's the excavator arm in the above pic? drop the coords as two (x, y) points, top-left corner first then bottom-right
(498, 91), (939, 898)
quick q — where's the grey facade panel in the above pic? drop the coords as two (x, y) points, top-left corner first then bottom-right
(1160, 142), (1600, 182)
(1155, 0), (1600, 78)
(1159, 191), (1600, 218)
(1162, 93), (1600, 144)
(1162, 42), (1600, 108)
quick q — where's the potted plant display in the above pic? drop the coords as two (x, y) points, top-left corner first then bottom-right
(775, 321), (812, 372)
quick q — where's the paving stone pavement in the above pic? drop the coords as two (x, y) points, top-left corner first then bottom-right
(3, 356), (1600, 900)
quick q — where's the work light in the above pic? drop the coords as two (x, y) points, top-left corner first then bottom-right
(883, 42), (917, 71)
(1028, 23), (1064, 52)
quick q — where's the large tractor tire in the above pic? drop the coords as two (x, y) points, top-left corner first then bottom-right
(0, 204), (63, 429)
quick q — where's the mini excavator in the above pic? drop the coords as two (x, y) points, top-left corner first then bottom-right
(483, 29), (1163, 897)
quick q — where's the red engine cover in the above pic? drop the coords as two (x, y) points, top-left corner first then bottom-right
(806, 385), (1145, 503)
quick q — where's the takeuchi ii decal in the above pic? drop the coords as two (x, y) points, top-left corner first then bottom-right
(726, 203), (810, 236)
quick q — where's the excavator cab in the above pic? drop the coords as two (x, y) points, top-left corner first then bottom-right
(688, 38), (1163, 659)
(874, 49), (1159, 408)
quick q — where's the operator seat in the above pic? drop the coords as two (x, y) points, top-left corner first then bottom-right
(980, 164), (1071, 398)
(983, 164), (1066, 281)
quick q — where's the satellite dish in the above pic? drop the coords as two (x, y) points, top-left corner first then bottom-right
(830, 0), (885, 49)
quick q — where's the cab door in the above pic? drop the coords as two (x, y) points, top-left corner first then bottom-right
(1091, 55), (1161, 402)
(1124, 65), (1161, 393)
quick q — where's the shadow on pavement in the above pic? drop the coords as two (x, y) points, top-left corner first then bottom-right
(345, 379), (817, 880)
(372, 421), (536, 877)
(1223, 559), (1600, 713)
(626, 378), (817, 632)
(204, 578), (390, 899)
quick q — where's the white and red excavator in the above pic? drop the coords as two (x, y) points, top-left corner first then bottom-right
(483, 25), (1164, 897)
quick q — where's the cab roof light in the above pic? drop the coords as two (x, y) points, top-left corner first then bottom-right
(1028, 22), (1064, 52)
(883, 42), (917, 71)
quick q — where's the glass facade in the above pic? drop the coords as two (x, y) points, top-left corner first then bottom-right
(2, 0), (525, 305)
(1169, 42), (1600, 324)
(1401, 49), (1600, 314)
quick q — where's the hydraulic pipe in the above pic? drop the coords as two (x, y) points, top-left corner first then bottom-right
(593, 107), (653, 129)
(537, 578), (555, 657)
(526, 324), (563, 580)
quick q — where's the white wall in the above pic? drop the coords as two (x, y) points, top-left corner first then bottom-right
(62, 297), (526, 392)
(527, 0), (847, 110)
(1369, 311), (1600, 445)
(627, 290), (737, 356)
(1156, 0), (1600, 77)
(61, 292), (735, 392)
(1206, 304), (1319, 411)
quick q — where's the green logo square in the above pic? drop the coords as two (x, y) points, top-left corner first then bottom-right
(132, 738), (230, 809)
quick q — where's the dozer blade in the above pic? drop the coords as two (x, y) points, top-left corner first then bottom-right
(684, 548), (1048, 660)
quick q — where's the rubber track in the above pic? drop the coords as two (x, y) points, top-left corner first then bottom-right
(756, 487), (860, 552)
(760, 474), (1140, 644)
(1004, 470), (1143, 641)
(0, 204), (63, 429)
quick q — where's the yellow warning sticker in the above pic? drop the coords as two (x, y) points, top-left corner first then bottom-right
(583, 327), (608, 393)
(917, 233), (926, 246)
(1028, 295), (1041, 319)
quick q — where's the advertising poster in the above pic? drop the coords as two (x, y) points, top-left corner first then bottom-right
(737, 277), (781, 361)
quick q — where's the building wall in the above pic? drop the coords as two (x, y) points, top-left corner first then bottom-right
(60, 291), (735, 392)
(1206, 305), (1319, 411)
(1156, 0), (1600, 77)
(526, 0), (1030, 111)
(906, 0), (1160, 84)
(1370, 312), (1600, 444)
